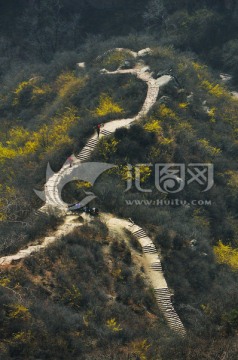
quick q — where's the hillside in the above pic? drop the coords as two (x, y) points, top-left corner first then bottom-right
(0, 41), (238, 358)
(1, 0), (238, 356)
(1, 1), (238, 84)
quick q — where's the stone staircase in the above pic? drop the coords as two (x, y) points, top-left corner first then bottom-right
(130, 225), (186, 336)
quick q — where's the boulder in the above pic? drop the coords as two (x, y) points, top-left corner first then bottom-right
(77, 62), (85, 69)
(138, 48), (153, 57)
(158, 95), (171, 105)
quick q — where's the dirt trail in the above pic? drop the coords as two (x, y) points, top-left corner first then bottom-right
(0, 215), (80, 265)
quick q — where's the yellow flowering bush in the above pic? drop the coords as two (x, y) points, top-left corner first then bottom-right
(159, 104), (177, 119)
(200, 304), (213, 316)
(75, 181), (92, 189)
(13, 80), (32, 105)
(136, 165), (152, 183)
(178, 102), (189, 109)
(0, 277), (11, 287)
(106, 318), (122, 332)
(117, 164), (152, 184)
(111, 268), (123, 280)
(208, 107), (216, 123)
(0, 107), (78, 163)
(94, 94), (123, 117)
(13, 79), (52, 106)
(160, 137), (174, 145)
(214, 241), (238, 270)
(226, 170), (238, 189)
(56, 71), (87, 98)
(31, 84), (52, 102)
(198, 138), (221, 156)
(144, 119), (162, 133)
(63, 285), (81, 309)
(131, 339), (151, 360)
(201, 80), (227, 98)
(192, 61), (207, 72)
(6, 127), (30, 149)
(8, 304), (30, 320)
(12, 331), (33, 344)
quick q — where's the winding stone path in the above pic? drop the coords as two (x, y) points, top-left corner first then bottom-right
(39, 54), (171, 209)
(0, 49), (186, 336)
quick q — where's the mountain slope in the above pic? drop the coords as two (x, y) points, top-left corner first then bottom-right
(1, 41), (238, 358)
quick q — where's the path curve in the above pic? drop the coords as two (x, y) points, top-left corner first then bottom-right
(41, 58), (171, 209)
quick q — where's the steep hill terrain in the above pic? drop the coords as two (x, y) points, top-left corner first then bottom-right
(1, 39), (238, 359)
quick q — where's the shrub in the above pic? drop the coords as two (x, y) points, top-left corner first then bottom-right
(94, 93), (124, 117)
(214, 241), (238, 271)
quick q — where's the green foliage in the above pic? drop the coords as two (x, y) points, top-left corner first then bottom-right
(222, 309), (238, 329)
(62, 285), (81, 309)
(223, 40), (238, 84)
(101, 49), (135, 71)
(98, 137), (119, 161)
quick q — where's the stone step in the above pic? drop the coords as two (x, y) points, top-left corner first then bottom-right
(78, 154), (91, 160)
(79, 149), (92, 155)
(150, 262), (163, 271)
(101, 129), (113, 136)
(143, 244), (156, 248)
(87, 139), (99, 146)
(156, 292), (170, 297)
(143, 245), (156, 250)
(154, 287), (170, 293)
(158, 300), (172, 304)
(156, 292), (171, 297)
(78, 153), (91, 159)
(156, 298), (171, 304)
(168, 323), (185, 331)
(158, 303), (172, 308)
(157, 297), (171, 302)
(167, 322), (183, 328)
(166, 316), (182, 322)
(166, 317), (182, 322)
(133, 228), (147, 237)
(143, 248), (157, 254)
(85, 143), (97, 149)
(158, 306), (173, 311)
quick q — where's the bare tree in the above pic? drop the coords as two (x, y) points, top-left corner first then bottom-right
(19, 0), (77, 60)
(143, 0), (168, 32)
